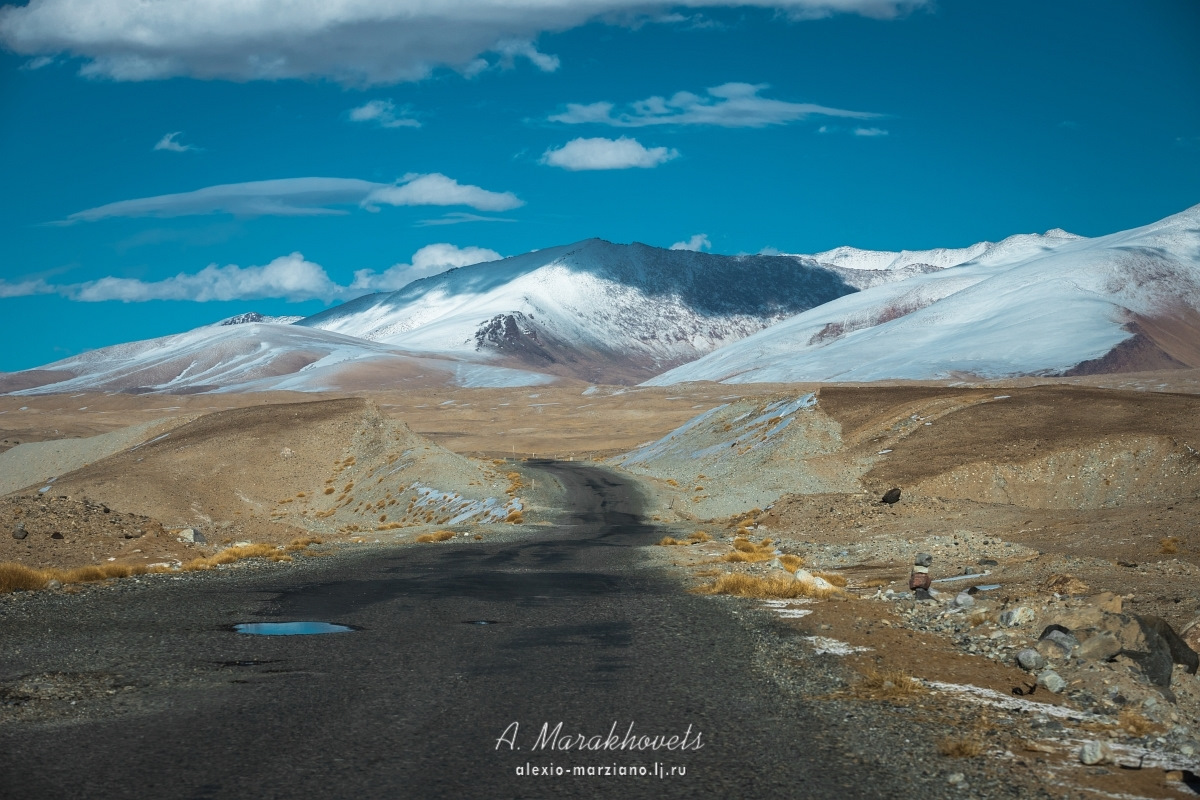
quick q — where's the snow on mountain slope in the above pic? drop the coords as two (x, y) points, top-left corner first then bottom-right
(648, 205), (1200, 385)
(810, 228), (1082, 272)
(297, 239), (861, 383)
(3, 322), (554, 395)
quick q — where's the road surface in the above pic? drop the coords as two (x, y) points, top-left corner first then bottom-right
(0, 462), (923, 799)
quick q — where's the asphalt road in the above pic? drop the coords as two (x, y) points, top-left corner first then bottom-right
(0, 462), (921, 799)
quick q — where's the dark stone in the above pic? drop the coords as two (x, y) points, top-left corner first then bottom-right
(12, 523), (27, 540)
(1137, 615), (1199, 675)
(1122, 618), (1177, 687)
(914, 552), (933, 567)
(50, 532), (64, 540)
(978, 558), (999, 566)
(913, 589), (934, 601)
(881, 487), (901, 505)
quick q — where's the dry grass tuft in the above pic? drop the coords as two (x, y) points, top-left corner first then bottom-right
(814, 571), (848, 587)
(854, 668), (924, 700)
(286, 536), (323, 551)
(721, 537), (777, 563)
(1119, 709), (1162, 737)
(416, 530), (456, 543)
(858, 577), (890, 589)
(658, 537), (684, 546)
(1160, 536), (1182, 555)
(938, 737), (984, 758)
(693, 568), (722, 578)
(505, 511), (524, 524)
(0, 562), (58, 591)
(687, 531), (712, 543)
(779, 554), (805, 571)
(323, 487), (336, 495)
(692, 573), (837, 599)
(183, 543), (291, 571)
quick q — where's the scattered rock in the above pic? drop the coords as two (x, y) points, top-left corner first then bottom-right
(50, 532), (63, 540)
(1000, 607), (1035, 627)
(1037, 627), (1080, 658)
(177, 527), (206, 544)
(280, 447), (295, 459)
(1078, 632), (1122, 662)
(1079, 740), (1108, 766)
(881, 487), (901, 505)
(12, 522), (27, 540)
(1016, 648), (1047, 671)
(765, 568), (795, 583)
(914, 552), (933, 567)
(978, 558), (998, 567)
(946, 772), (965, 786)
(45, 579), (61, 590)
(953, 591), (975, 609)
(1037, 670), (1067, 693)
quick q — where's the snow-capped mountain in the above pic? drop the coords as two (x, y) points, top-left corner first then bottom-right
(809, 228), (1082, 272)
(1, 321), (554, 395)
(297, 238), (862, 383)
(648, 205), (1200, 385)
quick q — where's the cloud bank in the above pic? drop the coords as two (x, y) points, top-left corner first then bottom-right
(350, 244), (502, 292)
(541, 137), (679, 170)
(61, 175), (522, 223)
(670, 234), (712, 252)
(0, 245), (503, 303)
(0, 1), (929, 85)
(550, 82), (879, 128)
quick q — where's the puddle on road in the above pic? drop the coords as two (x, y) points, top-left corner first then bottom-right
(233, 622), (355, 636)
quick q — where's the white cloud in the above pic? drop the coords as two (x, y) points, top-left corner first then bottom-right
(153, 131), (197, 152)
(348, 99), (420, 129)
(670, 234), (711, 252)
(550, 83), (879, 128)
(853, 126), (888, 136)
(0, 2), (928, 85)
(415, 212), (518, 226)
(350, 244), (503, 292)
(0, 277), (56, 298)
(363, 173), (524, 212)
(541, 136), (679, 170)
(4, 245), (505, 303)
(73, 253), (343, 302)
(60, 175), (522, 223)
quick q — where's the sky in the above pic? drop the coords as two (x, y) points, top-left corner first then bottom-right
(1, 0), (1198, 371)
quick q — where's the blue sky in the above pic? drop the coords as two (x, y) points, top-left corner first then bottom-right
(1, 0), (1198, 371)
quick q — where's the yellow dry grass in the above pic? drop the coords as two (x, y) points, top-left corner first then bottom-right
(938, 737), (984, 758)
(814, 571), (848, 587)
(779, 554), (805, 571)
(181, 543), (292, 571)
(853, 668), (924, 700)
(658, 536), (684, 546)
(1160, 536), (1181, 555)
(505, 511), (524, 524)
(691, 573), (838, 599)
(1119, 709), (1162, 736)
(416, 530), (456, 543)
(286, 536), (324, 551)
(721, 537), (777, 563)
(687, 531), (712, 543)
(0, 537), (326, 593)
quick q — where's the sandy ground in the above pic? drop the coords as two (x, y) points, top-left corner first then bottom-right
(3, 371), (1200, 797)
